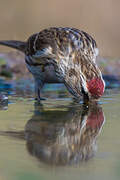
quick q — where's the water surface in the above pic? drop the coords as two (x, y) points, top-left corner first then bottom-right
(0, 84), (120, 180)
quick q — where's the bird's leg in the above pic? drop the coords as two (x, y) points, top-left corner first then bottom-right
(34, 79), (45, 101)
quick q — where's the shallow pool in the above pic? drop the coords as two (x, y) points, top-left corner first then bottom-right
(0, 84), (120, 180)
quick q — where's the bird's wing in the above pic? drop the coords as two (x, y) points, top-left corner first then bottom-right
(26, 27), (98, 64)
(25, 27), (99, 97)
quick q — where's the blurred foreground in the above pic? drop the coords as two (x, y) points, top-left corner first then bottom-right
(0, 89), (120, 180)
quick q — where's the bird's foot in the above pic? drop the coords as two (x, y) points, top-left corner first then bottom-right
(39, 97), (46, 101)
(35, 97), (46, 101)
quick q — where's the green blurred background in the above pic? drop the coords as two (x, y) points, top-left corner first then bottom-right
(0, 0), (120, 58)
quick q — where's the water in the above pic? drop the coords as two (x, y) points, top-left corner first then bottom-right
(0, 81), (120, 180)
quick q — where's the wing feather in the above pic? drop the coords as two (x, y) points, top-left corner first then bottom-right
(25, 27), (99, 97)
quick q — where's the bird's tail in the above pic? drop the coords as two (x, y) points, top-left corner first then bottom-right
(0, 40), (26, 53)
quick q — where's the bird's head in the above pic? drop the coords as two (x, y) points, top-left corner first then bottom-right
(86, 77), (105, 100)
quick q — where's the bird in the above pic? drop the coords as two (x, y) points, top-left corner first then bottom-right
(0, 27), (105, 103)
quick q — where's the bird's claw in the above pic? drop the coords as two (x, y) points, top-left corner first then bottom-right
(35, 97), (46, 101)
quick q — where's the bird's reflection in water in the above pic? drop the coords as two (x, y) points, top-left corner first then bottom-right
(25, 102), (105, 166)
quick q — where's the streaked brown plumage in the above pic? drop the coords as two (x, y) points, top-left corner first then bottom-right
(25, 102), (105, 165)
(0, 27), (105, 102)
